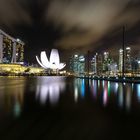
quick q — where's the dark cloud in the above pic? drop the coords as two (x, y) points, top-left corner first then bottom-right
(0, 0), (31, 28)
(47, 0), (140, 54)
(0, 0), (140, 62)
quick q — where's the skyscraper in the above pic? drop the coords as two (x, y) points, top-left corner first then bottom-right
(90, 56), (96, 74)
(119, 47), (132, 75)
(103, 52), (109, 61)
(119, 49), (123, 73)
(103, 52), (110, 73)
(97, 54), (103, 75)
(125, 47), (131, 72)
(0, 29), (24, 64)
(69, 54), (85, 76)
(91, 53), (103, 76)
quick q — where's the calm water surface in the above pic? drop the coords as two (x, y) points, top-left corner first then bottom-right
(0, 76), (140, 140)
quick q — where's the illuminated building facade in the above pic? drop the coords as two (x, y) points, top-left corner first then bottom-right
(69, 54), (85, 76)
(90, 57), (96, 74)
(16, 41), (24, 63)
(103, 52), (111, 73)
(96, 53), (103, 75)
(104, 52), (109, 61)
(69, 55), (79, 74)
(90, 53), (102, 75)
(119, 49), (123, 73)
(102, 52), (117, 75)
(90, 53), (99, 75)
(0, 29), (24, 64)
(125, 47), (132, 72)
(0, 64), (44, 75)
(0, 64), (26, 73)
(119, 47), (132, 74)
(90, 52), (117, 76)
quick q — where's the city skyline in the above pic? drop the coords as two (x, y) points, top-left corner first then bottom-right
(0, 27), (140, 77)
(0, 1), (140, 139)
(0, 0), (139, 63)
(69, 46), (140, 77)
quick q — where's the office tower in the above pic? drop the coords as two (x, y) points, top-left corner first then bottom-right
(104, 52), (109, 61)
(103, 52), (110, 73)
(91, 53), (103, 76)
(69, 54), (85, 76)
(78, 55), (85, 75)
(97, 54), (103, 75)
(125, 47), (131, 72)
(119, 47), (132, 74)
(119, 49), (123, 73)
(69, 55), (79, 74)
(90, 57), (96, 74)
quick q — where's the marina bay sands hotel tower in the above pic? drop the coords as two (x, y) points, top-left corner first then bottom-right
(0, 29), (24, 64)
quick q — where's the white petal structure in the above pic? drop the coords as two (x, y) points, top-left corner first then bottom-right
(36, 49), (66, 70)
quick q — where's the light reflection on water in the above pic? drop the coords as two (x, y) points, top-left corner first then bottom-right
(103, 81), (108, 106)
(117, 83), (132, 111)
(0, 77), (26, 117)
(92, 80), (97, 99)
(118, 83), (123, 108)
(74, 79), (85, 102)
(0, 77), (140, 118)
(74, 78), (140, 112)
(125, 84), (132, 111)
(137, 84), (140, 102)
(36, 76), (66, 105)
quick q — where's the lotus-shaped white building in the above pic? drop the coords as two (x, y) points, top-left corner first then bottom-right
(36, 49), (66, 70)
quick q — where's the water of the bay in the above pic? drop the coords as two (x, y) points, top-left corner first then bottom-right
(0, 76), (140, 140)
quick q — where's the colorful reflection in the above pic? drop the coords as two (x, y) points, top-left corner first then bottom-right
(125, 84), (132, 111)
(74, 78), (80, 102)
(90, 80), (136, 111)
(36, 76), (66, 105)
(0, 77), (140, 116)
(91, 80), (97, 99)
(74, 78), (140, 111)
(114, 83), (119, 94)
(81, 79), (85, 98)
(98, 80), (100, 88)
(0, 77), (26, 117)
(103, 81), (108, 106)
(118, 83), (124, 108)
(74, 78), (85, 102)
(107, 81), (111, 96)
(137, 84), (140, 102)
(74, 85), (78, 102)
(117, 83), (133, 111)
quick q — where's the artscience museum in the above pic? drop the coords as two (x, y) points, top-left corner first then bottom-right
(36, 49), (66, 71)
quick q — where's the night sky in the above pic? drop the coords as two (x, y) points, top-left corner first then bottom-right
(0, 0), (140, 63)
